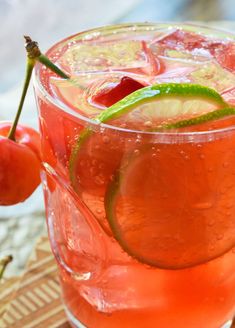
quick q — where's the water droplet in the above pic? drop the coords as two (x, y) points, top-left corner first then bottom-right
(80, 160), (85, 167)
(71, 272), (91, 281)
(134, 149), (140, 155)
(152, 153), (157, 158)
(199, 154), (205, 160)
(90, 167), (97, 176)
(207, 219), (215, 227)
(184, 155), (189, 160)
(216, 233), (224, 241)
(197, 144), (202, 149)
(220, 187), (227, 195)
(110, 174), (115, 181)
(94, 175), (105, 185)
(209, 244), (215, 251)
(96, 208), (102, 214)
(102, 136), (110, 144)
(193, 202), (212, 209)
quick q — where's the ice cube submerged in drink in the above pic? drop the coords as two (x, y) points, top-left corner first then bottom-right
(34, 23), (235, 328)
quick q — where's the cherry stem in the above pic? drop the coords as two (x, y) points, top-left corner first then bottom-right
(8, 36), (69, 141)
(24, 36), (69, 79)
(8, 58), (35, 141)
(38, 54), (69, 79)
(0, 255), (13, 280)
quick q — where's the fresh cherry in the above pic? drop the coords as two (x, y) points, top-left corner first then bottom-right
(0, 36), (69, 206)
(0, 123), (41, 205)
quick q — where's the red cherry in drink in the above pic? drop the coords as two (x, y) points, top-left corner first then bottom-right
(92, 76), (145, 107)
(0, 123), (41, 205)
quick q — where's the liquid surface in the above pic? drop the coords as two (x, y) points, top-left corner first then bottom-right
(42, 23), (235, 130)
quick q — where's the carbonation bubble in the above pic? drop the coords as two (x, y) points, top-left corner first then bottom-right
(134, 149), (140, 155)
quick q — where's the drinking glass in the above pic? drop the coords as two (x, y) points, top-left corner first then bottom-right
(34, 23), (235, 328)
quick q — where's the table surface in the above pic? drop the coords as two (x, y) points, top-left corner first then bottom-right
(1, 0), (235, 278)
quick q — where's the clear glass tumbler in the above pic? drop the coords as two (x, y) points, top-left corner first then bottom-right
(34, 23), (235, 328)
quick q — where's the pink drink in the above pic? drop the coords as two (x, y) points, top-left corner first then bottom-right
(34, 23), (235, 327)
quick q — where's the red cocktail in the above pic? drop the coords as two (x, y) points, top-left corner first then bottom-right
(34, 23), (235, 328)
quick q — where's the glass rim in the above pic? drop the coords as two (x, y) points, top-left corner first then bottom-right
(33, 21), (235, 138)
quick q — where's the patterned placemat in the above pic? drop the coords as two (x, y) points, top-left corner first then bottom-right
(0, 236), (70, 328)
(0, 277), (19, 318)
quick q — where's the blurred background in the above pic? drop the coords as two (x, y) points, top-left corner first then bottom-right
(1, 0), (235, 275)
(1, 0), (235, 126)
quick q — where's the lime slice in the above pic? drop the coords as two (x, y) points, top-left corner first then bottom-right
(105, 143), (235, 269)
(156, 107), (235, 130)
(94, 83), (226, 124)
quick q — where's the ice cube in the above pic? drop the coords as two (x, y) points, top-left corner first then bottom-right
(46, 180), (107, 279)
(155, 29), (207, 52)
(151, 29), (235, 67)
(214, 42), (235, 73)
(221, 86), (235, 106)
(79, 263), (166, 312)
(58, 40), (149, 74)
(190, 61), (235, 93)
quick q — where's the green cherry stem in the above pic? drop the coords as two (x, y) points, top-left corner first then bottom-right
(7, 36), (69, 141)
(38, 54), (69, 79)
(7, 57), (35, 141)
(24, 36), (69, 79)
(0, 255), (13, 280)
